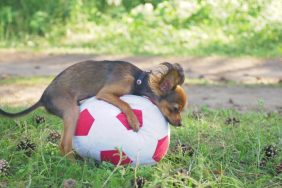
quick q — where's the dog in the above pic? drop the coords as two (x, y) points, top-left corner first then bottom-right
(0, 60), (187, 159)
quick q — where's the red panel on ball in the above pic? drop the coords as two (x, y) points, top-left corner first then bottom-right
(152, 135), (169, 162)
(75, 109), (95, 136)
(116, 109), (143, 130)
(100, 150), (133, 165)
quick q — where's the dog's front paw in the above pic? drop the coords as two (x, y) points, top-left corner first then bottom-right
(128, 115), (140, 132)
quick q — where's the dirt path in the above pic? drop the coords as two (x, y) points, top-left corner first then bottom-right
(0, 52), (282, 112)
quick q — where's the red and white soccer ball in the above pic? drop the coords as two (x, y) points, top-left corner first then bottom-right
(73, 95), (170, 165)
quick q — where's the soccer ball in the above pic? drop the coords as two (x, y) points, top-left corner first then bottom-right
(73, 95), (170, 165)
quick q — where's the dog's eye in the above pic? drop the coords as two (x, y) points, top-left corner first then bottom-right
(170, 106), (179, 113)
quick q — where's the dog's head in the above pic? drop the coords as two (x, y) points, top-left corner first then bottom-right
(148, 62), (187, 126)
(158, 85), (187, 126)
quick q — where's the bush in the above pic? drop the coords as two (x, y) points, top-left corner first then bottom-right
(0, 0), (281, 56)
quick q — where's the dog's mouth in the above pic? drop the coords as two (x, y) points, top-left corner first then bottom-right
(165, 117), (182, 127)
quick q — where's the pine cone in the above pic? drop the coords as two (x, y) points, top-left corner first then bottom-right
(263, 145), (278, 159)
(17, 139), (36, 156)
(131, 176), (146, 188)
(275, 161), (282, 174)
(225, 117), (240, 126)
(63, 179), (76, 188)
(190, 110), (203, 120)
(47, 131), (61, 144)
(34, 115), (45, 124)
(172, 168), (192, 187)
(172, 140), (194, 157)
(0, 159), (10, 176)
(174, 168), (189, 176)
(259, 158), (267, 167)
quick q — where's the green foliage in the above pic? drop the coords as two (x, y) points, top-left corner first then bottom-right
(0, 108), (281, 187)
(0, 76), (53, 86)
(0, 0), (281, 56)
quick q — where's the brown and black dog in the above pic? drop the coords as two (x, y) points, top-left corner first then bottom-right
(0, 60), (187, 159)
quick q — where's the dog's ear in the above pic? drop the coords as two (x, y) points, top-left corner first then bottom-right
(159, 62), (185, 93)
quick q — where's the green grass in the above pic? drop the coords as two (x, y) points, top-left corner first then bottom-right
(0, 0), (282, 57)
(185, 78), (282, 88)
(0, 107), (281, 187)
(1, 75), (282, 89)
(0, 76), (53, 86)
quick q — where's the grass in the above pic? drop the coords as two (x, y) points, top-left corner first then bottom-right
(1, 24), (281, 58)
(0, 76), (53, 86)
(1, 75), (282, 89)
(185, 78), (282, 88)
(0, 106), (281, 187)
(0, 1), (282, 57)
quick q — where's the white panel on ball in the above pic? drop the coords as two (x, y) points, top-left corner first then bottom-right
(73, 95), (170, 165)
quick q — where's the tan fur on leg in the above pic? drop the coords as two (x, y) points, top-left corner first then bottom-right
(96, 78), (140, 131)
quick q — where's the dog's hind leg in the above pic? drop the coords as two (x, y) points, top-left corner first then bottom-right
(61, 106), (79, 161)
(46, 96), (79, 161)
(61, 103), (79, 161)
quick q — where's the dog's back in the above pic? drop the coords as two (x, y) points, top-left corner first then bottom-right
(42, 60), (141, 103)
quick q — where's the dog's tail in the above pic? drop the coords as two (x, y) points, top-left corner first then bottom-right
(0, 101), (42, 118)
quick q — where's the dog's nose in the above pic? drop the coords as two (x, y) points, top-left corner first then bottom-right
(173, 120), (182, 127)
(166, 118), (182, 127)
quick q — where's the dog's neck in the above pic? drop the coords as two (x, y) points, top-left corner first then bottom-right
(133, 71), (159, 105)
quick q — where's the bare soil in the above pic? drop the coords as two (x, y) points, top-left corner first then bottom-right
(0, 51), (282, 112)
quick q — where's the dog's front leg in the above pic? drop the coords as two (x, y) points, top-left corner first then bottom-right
(96, 90), (140, 132)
